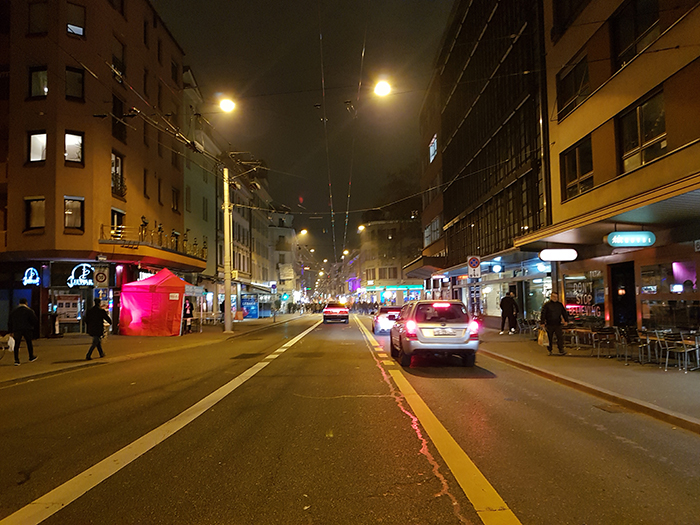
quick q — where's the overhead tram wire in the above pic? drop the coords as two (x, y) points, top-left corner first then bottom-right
(341, 13), (369, 255)
(318, 2), (338, 263)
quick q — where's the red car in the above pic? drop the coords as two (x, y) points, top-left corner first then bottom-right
(323, 302), (349, 324)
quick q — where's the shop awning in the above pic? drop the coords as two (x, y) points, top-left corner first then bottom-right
(403, 256), (446, 280)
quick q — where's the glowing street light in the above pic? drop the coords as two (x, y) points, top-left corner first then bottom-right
(357, 225), (365, 232)
(299, 229), (308, 236)
(219, 99), (236, 112)
(343, 249), (349, 255)
(374, 81), (391, 97)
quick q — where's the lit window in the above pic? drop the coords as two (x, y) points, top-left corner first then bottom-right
(561, 135), (593, 199)
(29, 67), (48, 97)
(64, 132), (83, 163)
(25, 197), (45, 230)
(28, 132), (47, 162)
(64, 197), (84, 229)
(111, 151), (126, 197)
(429, 134), (438, 163)
(619, 91), (666, 173)
(66, 3), (85, 36)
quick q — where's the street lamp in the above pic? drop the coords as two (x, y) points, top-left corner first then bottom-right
(219, 99), (236, 112)
(374, 81), (391, 97)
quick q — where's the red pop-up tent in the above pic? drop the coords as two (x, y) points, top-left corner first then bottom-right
(119, 268), (186, 336)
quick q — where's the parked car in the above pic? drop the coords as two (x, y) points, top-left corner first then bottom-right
(323, 302), (349, 324)
(389, 300), (480, 367)
(372, 306), (402, 334)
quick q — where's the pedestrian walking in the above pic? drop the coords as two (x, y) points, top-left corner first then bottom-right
(183, 298), (194, 333)
(8, 298), (38, 365)
(85, 298), (112, 360)
(539, 291), (569, 355)
(499, 291), (519, 334)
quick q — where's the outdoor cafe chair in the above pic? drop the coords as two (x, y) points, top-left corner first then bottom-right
(592, 326), (617, 358)
(662, 332), (697, 372)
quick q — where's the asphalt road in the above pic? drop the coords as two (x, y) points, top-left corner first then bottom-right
(1, 316), (699, 524)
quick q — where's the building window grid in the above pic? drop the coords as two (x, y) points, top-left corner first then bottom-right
(66, 3), (85, 36)
(65, 67), (84, 99)
(619, 90), (666, 173)
(612, 0), (660, 70)
(25, 197), (45, 230)
(561, 136), (593, 200)
(64, 197), (83, 229)
(29, 67), (48, 98)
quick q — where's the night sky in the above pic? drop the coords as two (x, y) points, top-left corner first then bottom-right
(154, 0), (455, 260)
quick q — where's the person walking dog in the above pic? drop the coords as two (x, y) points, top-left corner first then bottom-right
(8, 298), (38, 365)
(85, 298), (112, 360)
(540, 292), (569, 355)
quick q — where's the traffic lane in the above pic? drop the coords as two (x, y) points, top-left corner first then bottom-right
(0, 318), (320, 520)
(43, 318), (479, 525)
(398, 350), (700, 524)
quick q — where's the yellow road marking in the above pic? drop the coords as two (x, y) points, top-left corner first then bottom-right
(358, 318), (522, 525)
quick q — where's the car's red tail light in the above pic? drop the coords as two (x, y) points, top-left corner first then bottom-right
(432, 302), (451, 308)
(405, 319), (418, 339)
(468, 320), (480, 339)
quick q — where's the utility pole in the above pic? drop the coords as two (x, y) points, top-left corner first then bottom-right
(223, 167), (233, 333)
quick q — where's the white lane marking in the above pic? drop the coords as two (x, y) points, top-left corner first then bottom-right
(1, 320), (322, 525)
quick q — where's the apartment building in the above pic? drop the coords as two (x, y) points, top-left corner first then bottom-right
(515, 0), (700, 330)
(0, 0), (204, 333)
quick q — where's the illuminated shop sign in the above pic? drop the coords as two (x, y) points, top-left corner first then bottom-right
(539, 249), (578, 262)
(22, 267), (41, 286)
(605, 231), (656, 247)
(67, 263), (94, 288)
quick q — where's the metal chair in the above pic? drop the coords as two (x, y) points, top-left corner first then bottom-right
(662, 332), (696, 372)
(592, 326), (617, 358)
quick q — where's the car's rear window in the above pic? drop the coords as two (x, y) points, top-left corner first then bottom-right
(378, 307), (401, 314)
(415, 303), (467, 323)
(325, 303), (345, 309)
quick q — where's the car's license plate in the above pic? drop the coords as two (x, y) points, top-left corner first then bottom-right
(434, 328), (455, 336)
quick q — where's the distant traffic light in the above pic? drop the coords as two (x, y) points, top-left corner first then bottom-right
(281, 293), (289, 300)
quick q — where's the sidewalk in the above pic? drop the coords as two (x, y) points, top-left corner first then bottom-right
(3, 316), (700, 435)
(0, 313), (302, 385)
(479, 328), (700, 435)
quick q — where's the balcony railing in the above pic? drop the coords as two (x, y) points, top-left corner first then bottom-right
(99, 224), (207, 261)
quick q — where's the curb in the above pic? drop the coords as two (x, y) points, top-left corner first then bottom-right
(479, 349), (700, 436)
(0, 316), (303, 388)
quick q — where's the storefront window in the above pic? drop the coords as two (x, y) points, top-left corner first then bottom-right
(641, 262), (696, 294)
(523, 278), (551, 319)
(564, 271), (604, 321)
(641, 300), (700, 330)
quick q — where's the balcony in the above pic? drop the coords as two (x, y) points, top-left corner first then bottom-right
(99, 224), (207, 261)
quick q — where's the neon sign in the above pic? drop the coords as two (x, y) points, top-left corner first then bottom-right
(22, 267), (41, 286)
(67, 263), (94, 288)
(605, 231), (656, 247)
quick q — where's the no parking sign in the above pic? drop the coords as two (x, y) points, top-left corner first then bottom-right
(467, 256), (481, 278)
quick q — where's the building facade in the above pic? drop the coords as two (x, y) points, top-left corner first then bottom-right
(515, 0), (700, 330)
(0, 0), (209, 334)
(414, 0), (552, 324)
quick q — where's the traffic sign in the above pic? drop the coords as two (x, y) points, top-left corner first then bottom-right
(467, 256), (481, 278)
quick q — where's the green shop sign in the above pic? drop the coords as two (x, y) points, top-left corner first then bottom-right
(605, 231), (656, 247)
